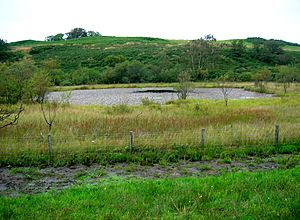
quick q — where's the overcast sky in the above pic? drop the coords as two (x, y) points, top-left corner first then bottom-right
(0, 0), (299, 43)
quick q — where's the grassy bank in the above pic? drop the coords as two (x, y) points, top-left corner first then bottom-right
(50, 81), (254, 92)
(1, 142), (299, 167)
(1, 167), (299, 219)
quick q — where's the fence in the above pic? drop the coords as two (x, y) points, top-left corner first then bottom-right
(0, 124), (299, 166)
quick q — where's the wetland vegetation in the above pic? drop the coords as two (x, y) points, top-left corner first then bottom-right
(1, 33), (300, 219)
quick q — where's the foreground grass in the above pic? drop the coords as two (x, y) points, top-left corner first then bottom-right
(1, 167), (299, 219)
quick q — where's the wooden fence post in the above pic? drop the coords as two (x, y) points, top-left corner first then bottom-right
(275, 125), (279, 147)
(201, 128), (205, 146)
(47, 133), (53, 165)
(129, 130), (133, 152)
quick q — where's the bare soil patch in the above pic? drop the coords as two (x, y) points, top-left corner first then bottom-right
(1, 153), (298, 197)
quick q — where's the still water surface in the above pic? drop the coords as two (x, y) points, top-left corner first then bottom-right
(49, 87), (272, 105)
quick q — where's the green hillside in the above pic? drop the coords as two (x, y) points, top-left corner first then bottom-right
(9, 36), (174, 47)
(3, 35), (300, 86)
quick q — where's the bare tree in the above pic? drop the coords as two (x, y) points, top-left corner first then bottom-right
(0, 104), (24, 129)
(40, 91), (71, 163)
(41, 100), (59, 133)
(40, 97), (61, 165)
(218, 75), (233, 106)
(40, 91), (70, 133)
(175, 70), (194, 99)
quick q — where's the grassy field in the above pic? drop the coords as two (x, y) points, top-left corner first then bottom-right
(1, 167), (299, 219)
(2, 36), (300, 219)
(1, 83), (300, 166)
(1, 82), (300, 219)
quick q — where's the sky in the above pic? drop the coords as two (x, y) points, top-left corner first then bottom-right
(0, 0), (299, 43)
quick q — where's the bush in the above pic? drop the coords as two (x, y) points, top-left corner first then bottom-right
(106, 103), (132, 114)
(141, 97), (158, 106)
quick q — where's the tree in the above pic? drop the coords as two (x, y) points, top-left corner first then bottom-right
(45, 35), (54, 42)
(275, 66), (299, 93)
(0, 104), (24, 129)
(101, 62), (128, 84)
(230, 40), (246, 57)
(185, 36), (221, 80)
(252, 68), (272, 92)
(251, 39), (287, 64)
(0, 38), (11, 61)
(40, 97), (60, 165)
(45, 33), (64, 41)
(71, 67), (99, 85)
(204, 34), (216, 41)
(175, 70), (194, 99)
(41, 100), (59, 133)
(102, 55), (126, 67)
(26, 70), (51, 103)
(264, 40), (284, 55)
(53, 33), (64, 41)
(41, 59), (64, 86)
(66, 28), (87, 39)
(101, 61), (148, 84)
(87, 31), (101, 37)
(127, 61), (146, 83)
(217, 75), (233, 106)
(0, 39), (9, 51)
(0, 60), (36, 104)
(156, 49), (170, 71)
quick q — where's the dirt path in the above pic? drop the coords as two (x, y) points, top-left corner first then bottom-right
(1, 153), (299, 197)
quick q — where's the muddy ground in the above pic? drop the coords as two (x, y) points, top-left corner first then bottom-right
(0, 153), (299, 197)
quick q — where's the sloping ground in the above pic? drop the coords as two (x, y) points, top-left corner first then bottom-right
(8, 36), (175, 47)
(9, 36), (300, 51)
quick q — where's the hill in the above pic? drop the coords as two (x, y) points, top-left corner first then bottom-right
(9, 36), (175, 47)
(4, 36), (300, 86)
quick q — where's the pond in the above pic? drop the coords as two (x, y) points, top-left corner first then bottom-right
(48, 87), (272, 105)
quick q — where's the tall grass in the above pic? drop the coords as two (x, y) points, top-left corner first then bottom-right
(1, 83), (300, 166)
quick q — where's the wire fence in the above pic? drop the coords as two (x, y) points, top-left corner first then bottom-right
(1, 124), (299, 161)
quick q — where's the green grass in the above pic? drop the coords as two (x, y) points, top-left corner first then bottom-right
(1, 167), (299, 219)
(283, 45), (300, 52)
(2, 141), (300, 167)
(9, 36), (176, 47)
(9, 36), (300, 52)
(50, 81), (253, 92)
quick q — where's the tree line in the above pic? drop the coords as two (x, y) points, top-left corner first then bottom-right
(24, 36), (299, 86)
(1, 34), (300, 100)
(45, 28), (101, 42)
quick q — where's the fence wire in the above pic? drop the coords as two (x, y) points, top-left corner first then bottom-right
(0, 124), (299, 161)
